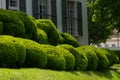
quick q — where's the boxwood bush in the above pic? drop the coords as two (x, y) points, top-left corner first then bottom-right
(60, 33), (80, 47)
(0, 41), (18, 67)
(75, 47), (88, 70)
(36, 29), (48, 44)
(0, 21), (3, 34)
(96, 49), (110, 70)
(56, 46), (75, 70)
(112, 50), (120, 63)
(0, 35), (26, 67)
(35, 19), (63, 45)
(22, 39), (47, 68)
(78, 46), (98, 70)
(102, 49), (119, 66)
(57, 44), (86, 70)
(0, 9), (25, 37)
(12, 11), (37, 40)
(41, 45), (66, 70)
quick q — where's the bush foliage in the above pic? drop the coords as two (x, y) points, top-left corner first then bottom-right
(0, 21), (3, 34)
(35, 19), (63, 45)
(56, 46), (75, 70)
(41, 45), (66, 70)
(60, 33), (80, 47)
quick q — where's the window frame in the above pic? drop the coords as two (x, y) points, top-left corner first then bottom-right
(9, 0), (19, 10)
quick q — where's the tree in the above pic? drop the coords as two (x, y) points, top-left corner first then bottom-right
(87, 0), (120, 44)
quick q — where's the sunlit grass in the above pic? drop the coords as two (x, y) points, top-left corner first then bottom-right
(0, 64), (119, 80)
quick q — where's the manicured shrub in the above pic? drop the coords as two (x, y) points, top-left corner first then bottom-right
(60, 33), (80, 47)
(56, 46), (75, 70)
(41, 45), (66, 70)
(0, 41), (18, 67)
(35, 19), (63, 45)
(0, 35), (26, 67)
(0, 9), (25, 37)
(22, 39), (47, 68)
(13, 11), (37, 40)
(102, 49), (119, 66)
(75, 47), (88, 70)
(57, 44), (85, 70)
(36, 29), (48, 44)
(78, 46), (98, 70)
(112, 50), (120, 63)
(96, 49), (110, 70)
(0, 21), (3, 34)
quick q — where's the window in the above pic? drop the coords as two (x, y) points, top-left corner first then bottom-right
(9, 0), (19, 10)
(38, 0), (48, 18)
(67, 1), (75, 35)
(105, 44), (109, 47)
(112, 44), (116, 47)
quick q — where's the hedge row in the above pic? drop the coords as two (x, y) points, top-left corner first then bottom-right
(0, 35), (119, 71)
(0, 9), (80, 47)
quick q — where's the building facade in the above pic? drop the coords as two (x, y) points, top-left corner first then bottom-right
(0, 0), (88, 45)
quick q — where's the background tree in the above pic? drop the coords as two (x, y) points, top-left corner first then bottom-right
(87, 0), (120, 44)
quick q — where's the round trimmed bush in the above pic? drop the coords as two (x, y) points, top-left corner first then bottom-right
(60, 33), (80, 47)
(0, 9), (25, 37)
(23, 39), (47, 68)
(41, 45), (66, 70)
(56, 46), (75, 70)
(96, 49), (110, 70)
(0, 35), (26, 67)
(75, 47), (88, 70)
(57, 44), (86, 70)
(78, 46), (98, 70)
(0, 21), (3, 34)
(35, 19), (63, 45)
(0, 41), (18, 67)
(102, 49), (119, 67)
(36, 29), (48, 44)
(13, 11), (37, 40)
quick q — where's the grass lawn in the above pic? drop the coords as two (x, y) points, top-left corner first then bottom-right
(0, 64), (119, 80)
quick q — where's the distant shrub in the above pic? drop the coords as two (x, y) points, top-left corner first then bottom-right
(96, 49), (110, 70)
(23, 39), (47, 68)
(0, 9), (25, 37)
(0, 21), (3, 34)
(75, 48), (88, 70)
(0, 41), (18, 67)
(78, 46), (98, 70)
(56, 46), (75, 70)
(36, 29), (48, 44)
(41, 45), (66, 70)
(112, 50), (120, 63)
(103, 49), (119, 66)
(35, 19), (63, 45)
(60, 33), (80, 47)
(12, 11), (37, 40)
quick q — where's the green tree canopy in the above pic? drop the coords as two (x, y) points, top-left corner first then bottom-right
(87, 0), (120, 44)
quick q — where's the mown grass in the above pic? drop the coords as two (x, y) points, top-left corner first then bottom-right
(0, 64), (119, 80)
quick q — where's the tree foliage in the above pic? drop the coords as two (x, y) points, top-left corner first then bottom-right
(87, 0), (120, 44)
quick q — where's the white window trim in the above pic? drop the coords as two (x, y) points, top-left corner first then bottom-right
(9, 0), (19, 10)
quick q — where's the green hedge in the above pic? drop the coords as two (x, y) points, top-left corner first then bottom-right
(112, 50), (120, 63)
(36, 29), (48, 44)
(35, 19), (63, 45)
(0, 9), (25, 37)
(75, 48), (88, 70)
(0, 36), (26, 67)
(56, 46), (75, 70)
(0, 21), (3, 34)
(60, 33), (80, 47)
(0, 41), (18, 67)
(23, 39), (47, 68)
(41, 45), (66, 70)
(79, 46), (98, 70)
(103, 49), (119, 66)
(12, 11), (37, 40)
